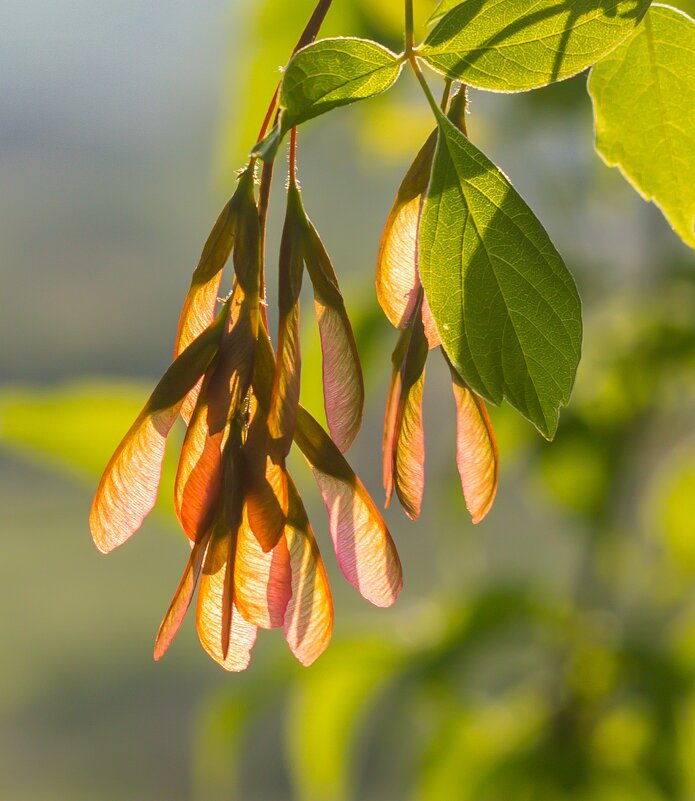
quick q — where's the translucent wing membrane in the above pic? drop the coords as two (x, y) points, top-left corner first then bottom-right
(450, 365), (498, 524)
(295, 406), (402, 607)
(90, 306), (228, 553)
(304, 223), (364, 452)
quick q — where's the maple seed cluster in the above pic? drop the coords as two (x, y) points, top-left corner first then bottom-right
(89, 78), (498, 675)
(90, 164), (404, 671)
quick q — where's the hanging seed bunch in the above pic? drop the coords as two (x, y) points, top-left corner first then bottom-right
(92, 0), (662, 671)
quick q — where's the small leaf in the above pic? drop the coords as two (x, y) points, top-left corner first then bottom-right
(220, 0), (358, 177)
(154, 529), (211, 661)
(449, 365), (499, 523)
(304, 221), (364, 452)
(283, 477), (334, 666)
(419, 113), (582, 439)
(589, 4), (695, 249)
(89, 306), (229, 553)
(278, 37), (403, 131)
(421, 0), (651, 92)
(294, 406), (402, 607)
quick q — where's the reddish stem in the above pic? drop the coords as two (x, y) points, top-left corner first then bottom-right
(256, 0), (333, 319)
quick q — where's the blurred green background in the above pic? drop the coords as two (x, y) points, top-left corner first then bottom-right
(2, 1), (695, 799)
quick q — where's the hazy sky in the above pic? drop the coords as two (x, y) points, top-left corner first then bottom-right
(1, 1), (240, 381)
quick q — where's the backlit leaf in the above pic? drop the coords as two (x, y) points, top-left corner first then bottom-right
(215, 0), (357, 181)
(419, 113), (582, 438)
(280, 37), (403, 127)
(254, 37), (403, 159)
(421, 0), (651, 92)
(588, 4), (695, 248)
(428, 0), (465, 25)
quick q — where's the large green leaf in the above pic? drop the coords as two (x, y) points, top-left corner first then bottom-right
(419, 113), (582, 439)
(588, 4), (695, 249)
(255, 37), (403, 159)
(420, 0), (651, 92)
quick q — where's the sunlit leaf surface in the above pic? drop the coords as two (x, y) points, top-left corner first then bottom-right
(279, 37), (403, 129)
(287, 639), (403, 801)
(589, 4), (695, 249)
(89, 313), (227, 552)
(419, 113), (582, 439)
(421, 0), (651, 91)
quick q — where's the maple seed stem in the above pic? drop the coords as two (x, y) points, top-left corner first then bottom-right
(409, 53), (440, 119)
(289, 127), (298, 185)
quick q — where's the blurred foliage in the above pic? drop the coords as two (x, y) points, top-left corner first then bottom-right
(0, 382), (180, 517)
(4, 1), (695, 800)
(4, 272), (695, 800)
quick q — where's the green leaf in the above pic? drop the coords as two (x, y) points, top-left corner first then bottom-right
(427, 0), (464, 25)
(286, 638), (402, 801)
(420, 0), (651, 92)
(254, 37), (403, 158)
(215, 0), (358, 183)
(588, 4), (695, 249)
(419, 114), (582, 439)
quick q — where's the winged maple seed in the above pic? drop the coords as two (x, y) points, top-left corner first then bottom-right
(90, 164), (402, 672)
(377, 129), (499, 524)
